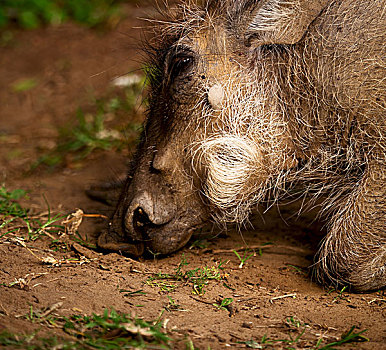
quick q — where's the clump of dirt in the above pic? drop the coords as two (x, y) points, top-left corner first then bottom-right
(0, 3), (384, 350)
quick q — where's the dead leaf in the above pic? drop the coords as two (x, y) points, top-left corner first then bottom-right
(62, 209), (84, 235)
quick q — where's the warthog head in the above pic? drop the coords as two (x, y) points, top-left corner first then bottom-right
(97, 0), (331, 256)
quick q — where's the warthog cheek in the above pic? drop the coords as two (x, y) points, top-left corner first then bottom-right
(197, 134), (265, 222)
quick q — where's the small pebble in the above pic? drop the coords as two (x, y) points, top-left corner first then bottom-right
(241, 321), (253, 329)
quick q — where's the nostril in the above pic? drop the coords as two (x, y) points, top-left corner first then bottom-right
(133, 207), (151, 229)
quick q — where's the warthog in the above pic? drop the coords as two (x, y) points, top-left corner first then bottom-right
(98, 0), (385, 291)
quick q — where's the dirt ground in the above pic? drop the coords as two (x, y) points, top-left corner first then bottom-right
(0, 2), (385, 349)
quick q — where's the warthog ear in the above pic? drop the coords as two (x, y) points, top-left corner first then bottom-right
(232, 0), (330, 46)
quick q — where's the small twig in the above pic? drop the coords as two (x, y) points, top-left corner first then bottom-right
(211, 245), (270, 254)
(212, 245), (310, 254)
(0, 302), (9, 316)
(28, 211), (54, 219)
(39, 301), (63, 318)
(82, 213), (108, 219)
(39, 230), (56, 240)
(368, 298), (386, 305)
(33, 277), (60, 288)
(189, 296), (214, 305)
(269, 293), (297, 304)
(131, 268), (152, 274)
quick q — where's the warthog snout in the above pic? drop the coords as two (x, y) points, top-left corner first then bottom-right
(98, 187), (179, 256)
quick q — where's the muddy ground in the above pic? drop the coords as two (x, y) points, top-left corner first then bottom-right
(0, 2), (385, 349)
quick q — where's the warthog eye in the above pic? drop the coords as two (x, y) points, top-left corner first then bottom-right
(166, 49), (195, 82)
